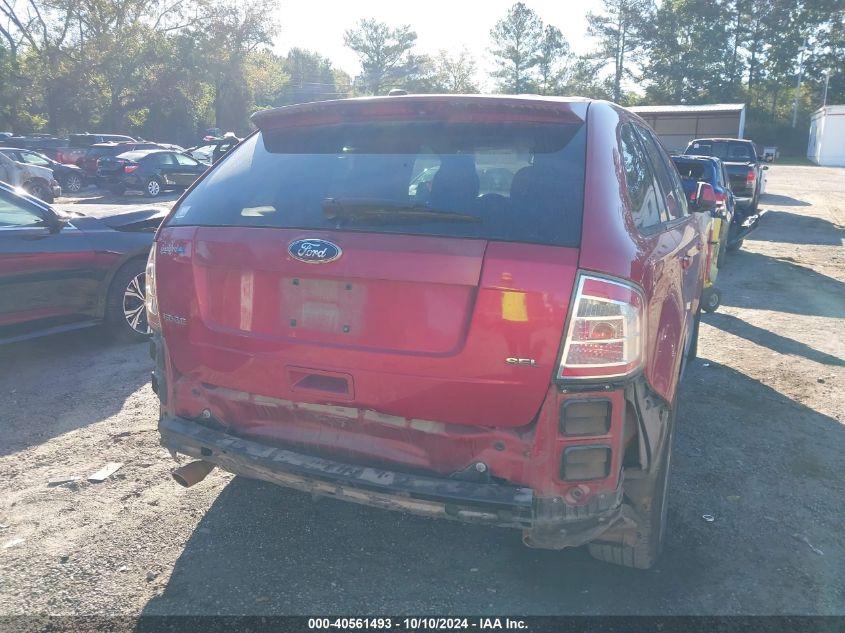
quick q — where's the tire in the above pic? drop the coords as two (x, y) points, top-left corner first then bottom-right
(105, 259), (150, 343)
(727, 238), (744, 253)
(588, 405), (676, 569)
(747, 188), (759, 214)
(687, 309), (701, 362)
(63, 173), (83, 193)
(144, 177), (162, 198)
(701, 287), (721, 313)
(24, 181), (53, 203)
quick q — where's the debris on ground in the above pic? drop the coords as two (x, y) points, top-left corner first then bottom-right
(2, 538), (25, 549)
(792, 534), (824, 556)
(87, 462), (124, 483)
(702, 514), (715, 522)
(47, 476), (82, 486)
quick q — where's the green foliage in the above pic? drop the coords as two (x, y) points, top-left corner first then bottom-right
(489, 2), (544, 93)
(343, 19), (418, 95)
(587, 0), (655, 103)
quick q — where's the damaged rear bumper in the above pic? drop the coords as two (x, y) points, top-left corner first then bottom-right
(159, 415), (624, 548)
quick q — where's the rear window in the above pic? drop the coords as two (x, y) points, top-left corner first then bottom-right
(167, 120), (587, 247)
(673, 160), (711, 182)
(687, 141), (754, 162)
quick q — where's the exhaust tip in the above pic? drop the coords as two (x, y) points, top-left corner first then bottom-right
(172, 460), (215, 487)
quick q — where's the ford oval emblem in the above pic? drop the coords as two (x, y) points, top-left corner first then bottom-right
(288, 238), (342, 264)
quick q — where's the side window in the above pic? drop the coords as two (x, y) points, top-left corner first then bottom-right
(155, 153), (177, 166)
(20, 152), (51, 167)
(619, 123), (664, 229)
(0, 195), (45, 228)
(174, 153), (199, 167)
(634, 125), (687, 220)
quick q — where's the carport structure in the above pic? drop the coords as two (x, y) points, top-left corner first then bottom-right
(629, 103), (746, 154)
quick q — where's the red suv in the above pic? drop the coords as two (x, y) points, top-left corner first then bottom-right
(149, 96), (706, 569)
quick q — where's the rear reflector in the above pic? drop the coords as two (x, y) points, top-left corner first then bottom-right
(561, 446), (611, 481)
(558, 274), (644, 379)
(560, 399), (611, 436)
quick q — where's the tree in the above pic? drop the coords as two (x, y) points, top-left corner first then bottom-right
(640, 0), (732, 104)
(586, 0), (654, 103)
(489, 2), (543, 93)
(276, 48), (341, 105)
(432, 48), (479, 93)
(537, 25), (572, 95)
(343, 19), (417, 94)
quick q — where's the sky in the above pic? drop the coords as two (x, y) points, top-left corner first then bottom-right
(271, 0), (606, 89)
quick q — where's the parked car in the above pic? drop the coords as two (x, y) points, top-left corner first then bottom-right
(0, 135), (69, 161)
(672, 154), (736, 264)
(97, 149), (207, 197)
(0, 181), (166, 343)
(763, 146), (778, 162)
(55, 133), (137, 166)
(0, 151), (61, 202)
(185, 136), (240, 164)
(149, 96), (710, 569)
(683, 138), (768, 213)
(0, 132), (13, 141)
(81, 142), (165, 181)
(0, 147), (86, 194)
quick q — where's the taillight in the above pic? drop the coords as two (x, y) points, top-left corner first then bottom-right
(746, 169), (755, 186)
(124, 164), (139, 173)
(558, 274), (644, 380)
(145, 247), (159, 330)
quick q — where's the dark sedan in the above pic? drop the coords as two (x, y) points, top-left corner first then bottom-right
(0, 181), (166, 344)
(0, 147), (86, 193)
(97, 149), (207, 197)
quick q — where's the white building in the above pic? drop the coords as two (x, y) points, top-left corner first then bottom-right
(628, 104), (746, 154)
(808, 105), (845, 167)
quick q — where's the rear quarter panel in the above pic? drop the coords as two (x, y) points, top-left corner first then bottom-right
(579, 103), (696, 404)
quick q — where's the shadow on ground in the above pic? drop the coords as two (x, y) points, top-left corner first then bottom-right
(719, 249), (845, 319)
(748, 210), (844, 247)
(0, 328), (150, 455)
(759, 193), (810, 207)
(139, 361), (844, 616)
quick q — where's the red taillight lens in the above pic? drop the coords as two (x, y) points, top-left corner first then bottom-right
(124, 164), (139, 174)
(746, 169), (755, 185)
(558, 274), (644, 380)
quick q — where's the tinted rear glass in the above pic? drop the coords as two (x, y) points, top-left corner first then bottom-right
(673, 160), (711, 182)
(167, 120), (587, 247)
(687, 141), (754, 162)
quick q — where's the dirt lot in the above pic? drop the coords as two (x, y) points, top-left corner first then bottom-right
(1, 165), (843, 616)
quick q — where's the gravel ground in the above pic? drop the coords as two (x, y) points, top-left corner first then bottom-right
(1, 165), (843, 617)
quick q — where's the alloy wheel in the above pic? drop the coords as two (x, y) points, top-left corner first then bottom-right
(65, 174), (83, 193)
(123, 272), (149, 335)
(147, 179), (161, 196)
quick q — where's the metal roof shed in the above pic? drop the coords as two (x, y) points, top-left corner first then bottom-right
(808, 105), (845, 167)
(628, 104), (746, 153)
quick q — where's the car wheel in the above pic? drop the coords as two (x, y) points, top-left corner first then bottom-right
(748, 189), (759, 214)
(105, 259), (150, 343)
(144, 177), (162, 198)
(701, 287), (721, 313)
(24, 181), (53, 203)
(588, 404), (676, 569)
(63, 173), (83, 193)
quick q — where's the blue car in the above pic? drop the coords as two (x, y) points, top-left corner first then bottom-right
(672, 154), (740, 263)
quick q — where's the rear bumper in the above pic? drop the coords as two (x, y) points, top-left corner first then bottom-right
(159, 415), (624, 547)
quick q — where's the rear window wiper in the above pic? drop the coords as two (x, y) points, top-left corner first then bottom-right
(322, 198), (481, 225)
